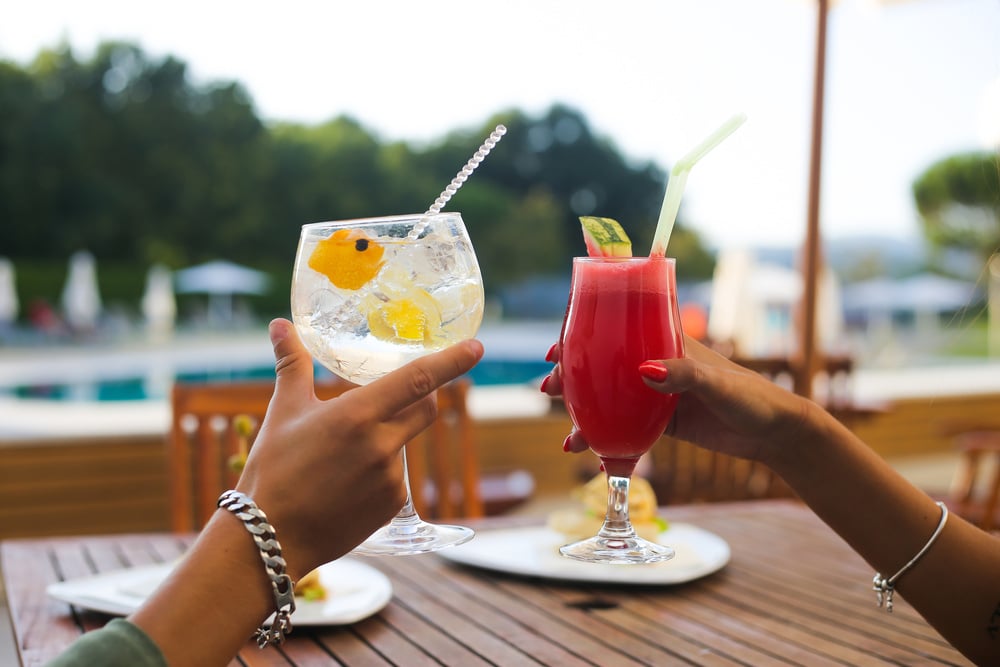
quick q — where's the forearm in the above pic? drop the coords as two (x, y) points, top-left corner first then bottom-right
(770, 402), (1000, 664)
(129, 511), (275, 666)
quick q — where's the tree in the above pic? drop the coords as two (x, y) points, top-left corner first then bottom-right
(913, 151), (1000, 266)
(423, 105), (715, 281)
(0, 42), (270, 265)
(1, 41), (718, 314)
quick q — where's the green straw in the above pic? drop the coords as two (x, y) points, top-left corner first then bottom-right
(649, 112), (747, 257)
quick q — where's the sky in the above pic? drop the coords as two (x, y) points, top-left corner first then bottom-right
(2, 0), (998, 251)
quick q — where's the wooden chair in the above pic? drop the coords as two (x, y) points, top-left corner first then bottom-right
(729, 353), (884, 428)
(947, 429), (1000, 532)
(405, 379), (485, 521)
(168, 377), (489, 532)
(646, 436), (796, 505)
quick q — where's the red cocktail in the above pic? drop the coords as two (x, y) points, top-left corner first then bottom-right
(558, 256), (684, 563)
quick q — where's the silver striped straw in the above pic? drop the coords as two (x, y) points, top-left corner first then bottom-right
(407, 124), (507, 239)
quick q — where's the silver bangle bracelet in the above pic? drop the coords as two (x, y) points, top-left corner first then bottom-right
(872, 501), (949, 613)
(217, 489), (296, 647)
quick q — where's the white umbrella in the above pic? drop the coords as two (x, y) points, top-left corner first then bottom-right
(61, 251), (102, 332)
(843, 273), (980, 313)
(142, 264), (177, 341)
(795, 0), (918, 396)
(709, 249), (843, 357)
(175, 260), (270, 326)
(175, 260), (270, 296)
(0, 257), (18, 326)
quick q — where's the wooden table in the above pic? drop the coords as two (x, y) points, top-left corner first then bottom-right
(1, 500), (971, 666)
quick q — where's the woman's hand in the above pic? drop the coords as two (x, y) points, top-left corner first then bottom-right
(239, 318), (484, 579)
(542, 336), (828, 467)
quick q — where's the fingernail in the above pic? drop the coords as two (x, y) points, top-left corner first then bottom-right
(539, 375), (550, 393)
(545, 343), (558, 363)
(599, 462), (605, 472)
(562, 434), (572, 452)
(269, 319), (288, 346)
(638, 361), (669, 383)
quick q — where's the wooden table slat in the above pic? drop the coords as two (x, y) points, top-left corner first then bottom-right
(723, 562), (962, 662)
(349, 614), (443, 667)
(387, 554), (644, 666)
(384, 568), (555, 666)
(1, 500), (973, 667)
(437, 561), (747, 666)
(311, 618), (394, 667)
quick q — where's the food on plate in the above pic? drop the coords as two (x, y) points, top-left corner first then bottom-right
(548, 473), (668, 542)
(226, 414), (255, 473)
(295, 568), (327, 601)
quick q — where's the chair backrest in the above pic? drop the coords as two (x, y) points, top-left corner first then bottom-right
(647, 436), (795, 505)
(948, 430), (1000, 532)
(406, 379), (484, 520)
(168, 377), (482, 532)
(729, 353), (855, 412)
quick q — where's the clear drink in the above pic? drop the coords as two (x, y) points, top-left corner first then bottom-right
(291, 212), (484, 555)
(292, 213), (483, 385)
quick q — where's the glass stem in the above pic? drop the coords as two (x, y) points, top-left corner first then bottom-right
(598, 474), (637, 539)
(386, 445), (422, 534)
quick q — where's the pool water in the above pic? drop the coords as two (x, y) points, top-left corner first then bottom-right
(8, 358), (553, 402)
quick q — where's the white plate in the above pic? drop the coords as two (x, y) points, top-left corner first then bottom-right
(46, 557), (393, 625)
(438, 523), (730, 585)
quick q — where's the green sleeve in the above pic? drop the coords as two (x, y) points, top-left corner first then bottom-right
(45, 618), (167, 667)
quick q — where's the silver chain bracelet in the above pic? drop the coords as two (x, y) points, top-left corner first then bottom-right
(218, 489), (296, 647)
(872, 501), (949, 613)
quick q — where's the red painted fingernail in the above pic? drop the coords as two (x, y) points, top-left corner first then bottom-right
(562, 434), (572, 452)
(638, 361), (669, 382)
(599, 462), (605, 472)
(539, 375), (550, 393)
(545, 343), (558, 362)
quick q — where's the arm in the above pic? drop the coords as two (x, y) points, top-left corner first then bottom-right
(127, 318), (484, 666)
(545, 337), (1000, 664)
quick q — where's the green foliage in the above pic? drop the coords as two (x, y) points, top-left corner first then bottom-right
(0, 42), (716, 319)
(912, 152), (1000, 261)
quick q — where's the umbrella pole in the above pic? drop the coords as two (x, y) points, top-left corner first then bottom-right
(795, 0), (829, 399)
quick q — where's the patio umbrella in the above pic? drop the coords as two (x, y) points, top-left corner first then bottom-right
(141, 264), (177, 341)
(795, 0), (916, 397)
(174, 260), (270, 295)
(61, 251), (102, 333)
(174, 260), (270, 325)
(0, 257), (17, 326)
(843, 273), (980, 314)
(710, 249), (843, 357)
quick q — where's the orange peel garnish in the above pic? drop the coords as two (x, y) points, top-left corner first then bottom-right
(308, 229), (385, 290)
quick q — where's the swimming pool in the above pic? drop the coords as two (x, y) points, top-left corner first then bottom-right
(6, 358), (553, 402)
(0, 321), (563, 404)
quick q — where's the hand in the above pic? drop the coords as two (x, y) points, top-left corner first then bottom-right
(542, 336), (824, 466)
(238, 318), (484, 579)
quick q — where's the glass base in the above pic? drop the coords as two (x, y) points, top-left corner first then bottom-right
(352, 520), (474, 556)
(560, 535), (675, 565)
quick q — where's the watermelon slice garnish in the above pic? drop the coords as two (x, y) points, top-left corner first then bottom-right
(580, 216), (632, 257)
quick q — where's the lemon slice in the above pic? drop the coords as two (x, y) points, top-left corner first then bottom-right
(366, 289), (442, 343)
